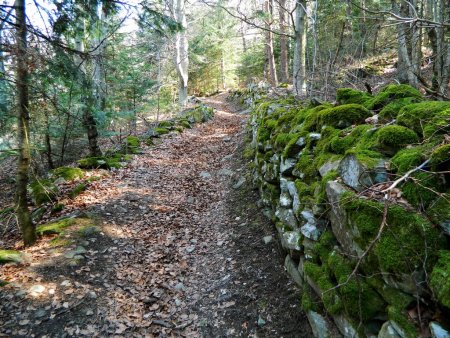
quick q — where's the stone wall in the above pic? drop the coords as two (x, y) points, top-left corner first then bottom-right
(243, 85), (450, 338)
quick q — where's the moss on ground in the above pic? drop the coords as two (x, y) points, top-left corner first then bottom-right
(387, 306), (417, 338)
(68, 183), (87, 199)
(430, 250), (450, 309)
(397, 101), (450, 136)
(366, 84), (422, 111)
(376, 125), (418, 148)
(390, 147), (426, 174)
(30, 179), (58, 206)
(78, 156), (122, 169)
(336, 88), (372, 105)
(378, 97), (423, 120)
(319, 104), (371, 129)
(50, 167), (84, 181)
(0, 250), (24, 264)
(36, 217), (77, 235)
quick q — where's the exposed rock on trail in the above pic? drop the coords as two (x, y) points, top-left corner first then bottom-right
(0, 93), (312, 337)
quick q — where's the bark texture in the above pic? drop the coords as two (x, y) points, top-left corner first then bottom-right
(293, 0), (307, 96)
(174, 0), (189, 107)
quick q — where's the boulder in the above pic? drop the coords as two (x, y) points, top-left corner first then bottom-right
(430, 322), (450, 338)
(319, 160), (341, 177)
(306, 311), (333, 338)
(301, 222), (323, 241)
(280, 157), (297, 175)
(326, 181), (364, 257)
(378, 321), (402, 338)
(284, 255), (303, 287)
(281, 230), (302, 251)
(280, 192), (293, 208)
(338, 154), (388, 192)
(332, 314), (358, 338)
(287, 181), (301, 215)
(275, 207), (298, 229)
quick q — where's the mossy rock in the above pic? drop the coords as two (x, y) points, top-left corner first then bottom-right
(378, 97), (423, 120)
(69, 183), (87, 199)
(50, 167), (84, 181)
(397, 101), (450, 136)
(157, 120), (174, 129)
(51, 203), (64, 214)
(427, 195), (450, 233)
(387, 306), (417, 338)
(49, 236), (73, 247)
(401, 172), (442, 209)
(178, 119), (192, 129)
(0, 250), (24, 264)
(423, 109), (450, 138)
(78, 156), (122, 170)
(154, 127), (170, 135)
(125, 136), (141, 154)
(336, 88), (372, 105)
(303, 261), (343, 314)
(76, 225), (101, 238)
(327, 251), (386, 321)
(366, 84), (423, 111)
(301, 105), (333, 132)
(390, 147), (426, 174)
(366, 275), (414, 309)
(429, 144), (450, 169)
(319, 104), (371, 129)
(36, 217), (77, 235)
(30, 179), (58, 206)
(344, 196), (445, 275)
(430, 250), (450, 309)
(330, 125), (376, 155)
(376, 125), (419, 149)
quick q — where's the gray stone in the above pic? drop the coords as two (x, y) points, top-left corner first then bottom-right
(381, 270), (425, 296)
(233, 176), (246, 189)
(34, 309), (47, 319)
(309, 133), (322, 141)
(29, 285), (45, 294)
(281, 230), (302, 251)
(430, 322), (450, 338)
(218, 169), (234, 177)
(306, 311), (332, 338)
(438, 220), (450, 236)
(287, 181), (301, 214)
(326, 181), (364, 257)
(257, 316), (266, 326)
(269, 153), (280, 164)
(390, 321), (409, 338)
(378, 322), (401, 338)
(280, 192), (293, 208)
(296, 137), (306, 148)
(338, 154), (388, 192)
(200, 171), (212, 179)
(263, 163), (278, 183)
(332, 314), (358, 338)
(263, 235), (273, 244)
(275, 208), (298, 229)
(284, 255), (303, 287)
(54, 177), (66, 185)
(300, 223), (322, 241)
(300, 210), (317, 225)
(280, 157), (297, 175)
(186, 246), (196, 253)
(319, 160), (341, 177)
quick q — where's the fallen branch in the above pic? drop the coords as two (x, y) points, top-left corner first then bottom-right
(381, 159), (430, 196)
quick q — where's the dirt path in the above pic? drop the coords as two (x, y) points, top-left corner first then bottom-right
(0, 93), (312, 337)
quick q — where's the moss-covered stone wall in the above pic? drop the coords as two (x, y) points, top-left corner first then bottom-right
(244, 85), (450, 338)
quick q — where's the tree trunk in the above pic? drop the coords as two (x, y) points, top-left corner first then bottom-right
(278, 0), (289, 83)
(75, 25), (102, 157)
(293, 0), (307, 97)
(15, 0), (35, 246)
(264, 0), (278, 86)
(93, 3), (107, 111)
(174, 0), (189, 107)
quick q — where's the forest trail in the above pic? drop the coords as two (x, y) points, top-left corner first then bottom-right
(0, 94), (311, 338)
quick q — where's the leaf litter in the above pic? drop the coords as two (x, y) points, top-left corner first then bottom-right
(0, 93), (312, 337)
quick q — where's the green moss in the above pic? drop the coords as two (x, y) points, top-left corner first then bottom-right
(314, 230), (337, 263)
(154, 127), (170, 135)
(366, 276), (414, 309)
(343, 196), (445, 274)
(304, 261), (343, 314)
(397, 101), (450, 135)
(157, 120), (174, 128)
(427, 195), (450, 228)
(275, 133), (295, 150)
(378, 97), (423, 120)
(336, 88), (372, 105)
(69, 183), (87, 199)
(430, 144), (450, 169)
(301, 285), (320, 312)
(423, 109), (450, 138)
(178, 119), (192, 129)
(30, 179), (58, 206)
(376, 125), (418, 148)
(87, 176), (100, 183)
(78, 156), (122, 170)
(327, 251), (385, 321)
(319, 104), (371, 129)
(301, 105), (333, 131)
(366, 84), (423, 111)
(76, 225), (101, 238)
(390, 147), (425, 174)
(0, 280), (8, 287)
(387, 306), (417, 338)
(125, 136), (141, 154)
(430, 250), (450, 309)
(51, 203), (64, 214)
(49, 236), (72, 247)
(330, 125), (376, 154)
(36, 218), (76, 235)
(401, 172), (442, 209)
(0, 250), (23, 264)
(50, 167), (84, 181)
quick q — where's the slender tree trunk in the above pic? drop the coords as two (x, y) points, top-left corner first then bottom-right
(173, 0), (189, 106)
(264, 0), (278, 86)
(75, 24), (102, 157)
(93, 3), (107, 111)
(0, 8), (13, 116)
(293, 0), (307, 96)
(15, 0), (35, 246)
(44, 113), (54, 169)
(278, 0), (289, 83)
